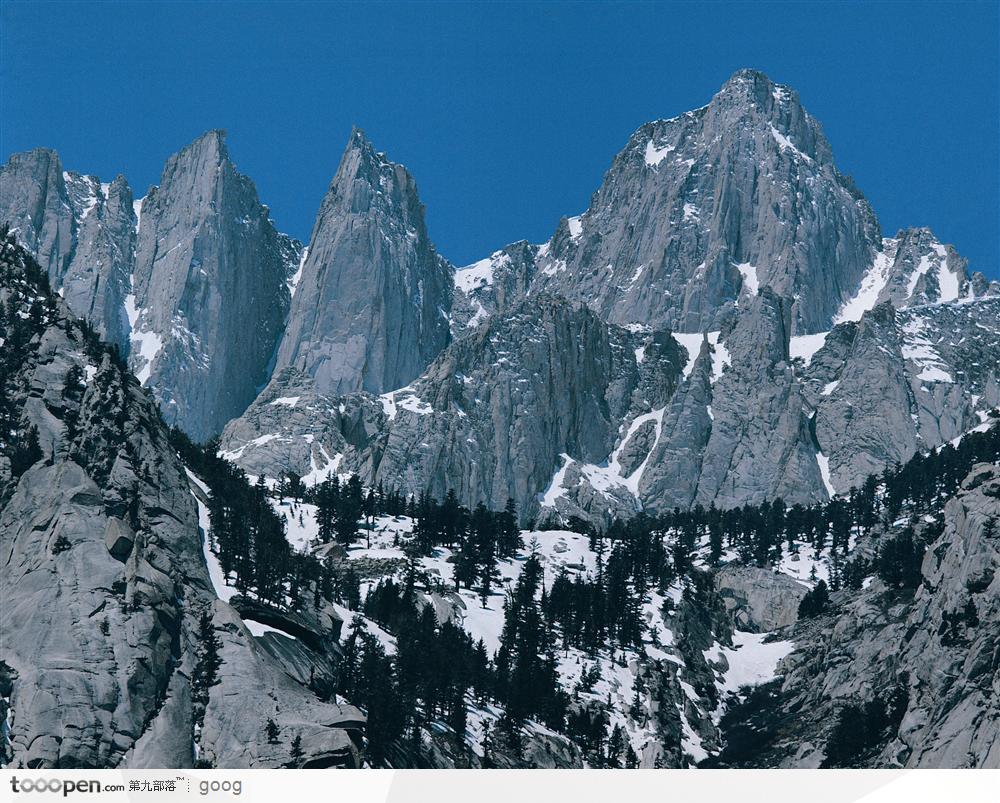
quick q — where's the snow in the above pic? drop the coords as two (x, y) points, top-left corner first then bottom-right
(934, 244), (960, 303)
(644, 139), (675, 167)
(566, 216), (583, 238)
(464, 301), (489, 329)
(789, 332), (828, 365)
(123, 293), (163, 385)
(816, 451), (836, 497)
(538, 453), (573, 507)
(902, 317), (954, 384)
(379, 386), (432, 419)
(734, 262), (759, 296)
(672, 333), (705, 378)
(84, 365), (98, 384)
(708, 332), (730, 383)
(287, 247), (309, 297)
(244, 619), (297, 640)
(132, 197), (145, 236)
(186, 470), (237, 602)
(626, 262), (646, 289)
(769, 124), (812, 162)
(577, 407), (667, 499)
(834, 239), (896, 324)
(821, 380), (839, 396)
(454, 255), (496, 293)
(917, 366), (953, 383)
(907, 253), (934, 299)
(713, 630), (794, 694)
(299, 446), (343, 487)
(269, 396), (300, 407)
(682, 203), (700, 223)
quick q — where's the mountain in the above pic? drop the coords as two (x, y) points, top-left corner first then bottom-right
(0, 231), (362, 768)
(273, 129), (453, 397)
(129, 130), (300, 441)
(4, 67), (1000, 771)
(217, 71), (998, 526)
(0, 149), (135, 347)
(0, 132), (302, 442)
(450, 241), (539, 335)
(530, 69), (882, 335)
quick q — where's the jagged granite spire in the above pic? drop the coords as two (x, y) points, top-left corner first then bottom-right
(274, 128), (453, 396)
(0, 147), (75, 283)
(531, 68), (882, 335)
(130, 130), (300, 441)
(0, 148), (137, 347)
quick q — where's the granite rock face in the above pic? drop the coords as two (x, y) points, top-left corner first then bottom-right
(734, 462), (1000, 768)
(274, 129), (452, 397)
(0, 148), (76, 284)
(0, 235), (362, 769)
(451, 241), (539, 335)
(714, 565), (807, 631)
(129, 130), (300, 441)
(530, 69), (882, 335)
(0, 150), (137, 348)
(805, 297), (1000, 494)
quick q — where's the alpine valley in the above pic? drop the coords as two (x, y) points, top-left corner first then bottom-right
(2, 70), (999, 770)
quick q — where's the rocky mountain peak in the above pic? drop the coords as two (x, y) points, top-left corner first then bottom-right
(529, 70), (880, 335)
(274, 129), (452, 398)
(129, 130), (298, 441)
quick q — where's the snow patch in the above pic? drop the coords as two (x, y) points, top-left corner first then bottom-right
(644, 139), (675, 167)
(244, 619), (298, 640)
(671, 332), (705, 378)
(734, 262), (758, 296)
(769, 124), (812, 162)
(287, 247), (309, 297)
(816, 451), (836, 497)
(789, 332), (828, 366)
(714, 631), (794, 694)
(539, 453), (573, 507)
(834, 239), (896, 324)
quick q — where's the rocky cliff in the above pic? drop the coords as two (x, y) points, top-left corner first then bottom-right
(530, 69), (882, 336)
(0, 150), (136, 348)
(130, 130), (300, 441)
(274, 129), (452, 397)
(716, 460), (1000, 768)
(0, 232), (361, 768)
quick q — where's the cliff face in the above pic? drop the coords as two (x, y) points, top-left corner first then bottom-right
(129, 130), (299, 441)
(0, 233), (361, 769)
(0, 150), (136, 349)
(531, 69), (882, 336)
(719, 461), (1000, 769)
(274, 129), (452, 398)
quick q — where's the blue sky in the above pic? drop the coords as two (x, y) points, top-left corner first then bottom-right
(3, 1), (998, 276)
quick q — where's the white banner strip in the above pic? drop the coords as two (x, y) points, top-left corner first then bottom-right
(2, 769), (998, 803)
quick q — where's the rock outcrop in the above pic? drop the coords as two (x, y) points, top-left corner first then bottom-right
(0, 233), (361, 769)
(714, 565), (807, 631)
(129, 130), (300, 441)
(1, 150), (137, 348)
(274, 129), (452, 397)
(722, 461), (1000, 768)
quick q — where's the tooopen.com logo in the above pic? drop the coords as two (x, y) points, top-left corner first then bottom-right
(9, 777), (121, 796)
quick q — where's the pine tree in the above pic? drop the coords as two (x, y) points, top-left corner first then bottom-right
(265, 718), (280, 744)
(289, 733), (304, 766)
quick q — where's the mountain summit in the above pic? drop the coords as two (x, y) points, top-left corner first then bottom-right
(531, 68), (881, 335)
(274, 128), (453, 397)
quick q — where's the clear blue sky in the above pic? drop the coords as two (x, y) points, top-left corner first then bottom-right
(3, 1), (997, 276)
